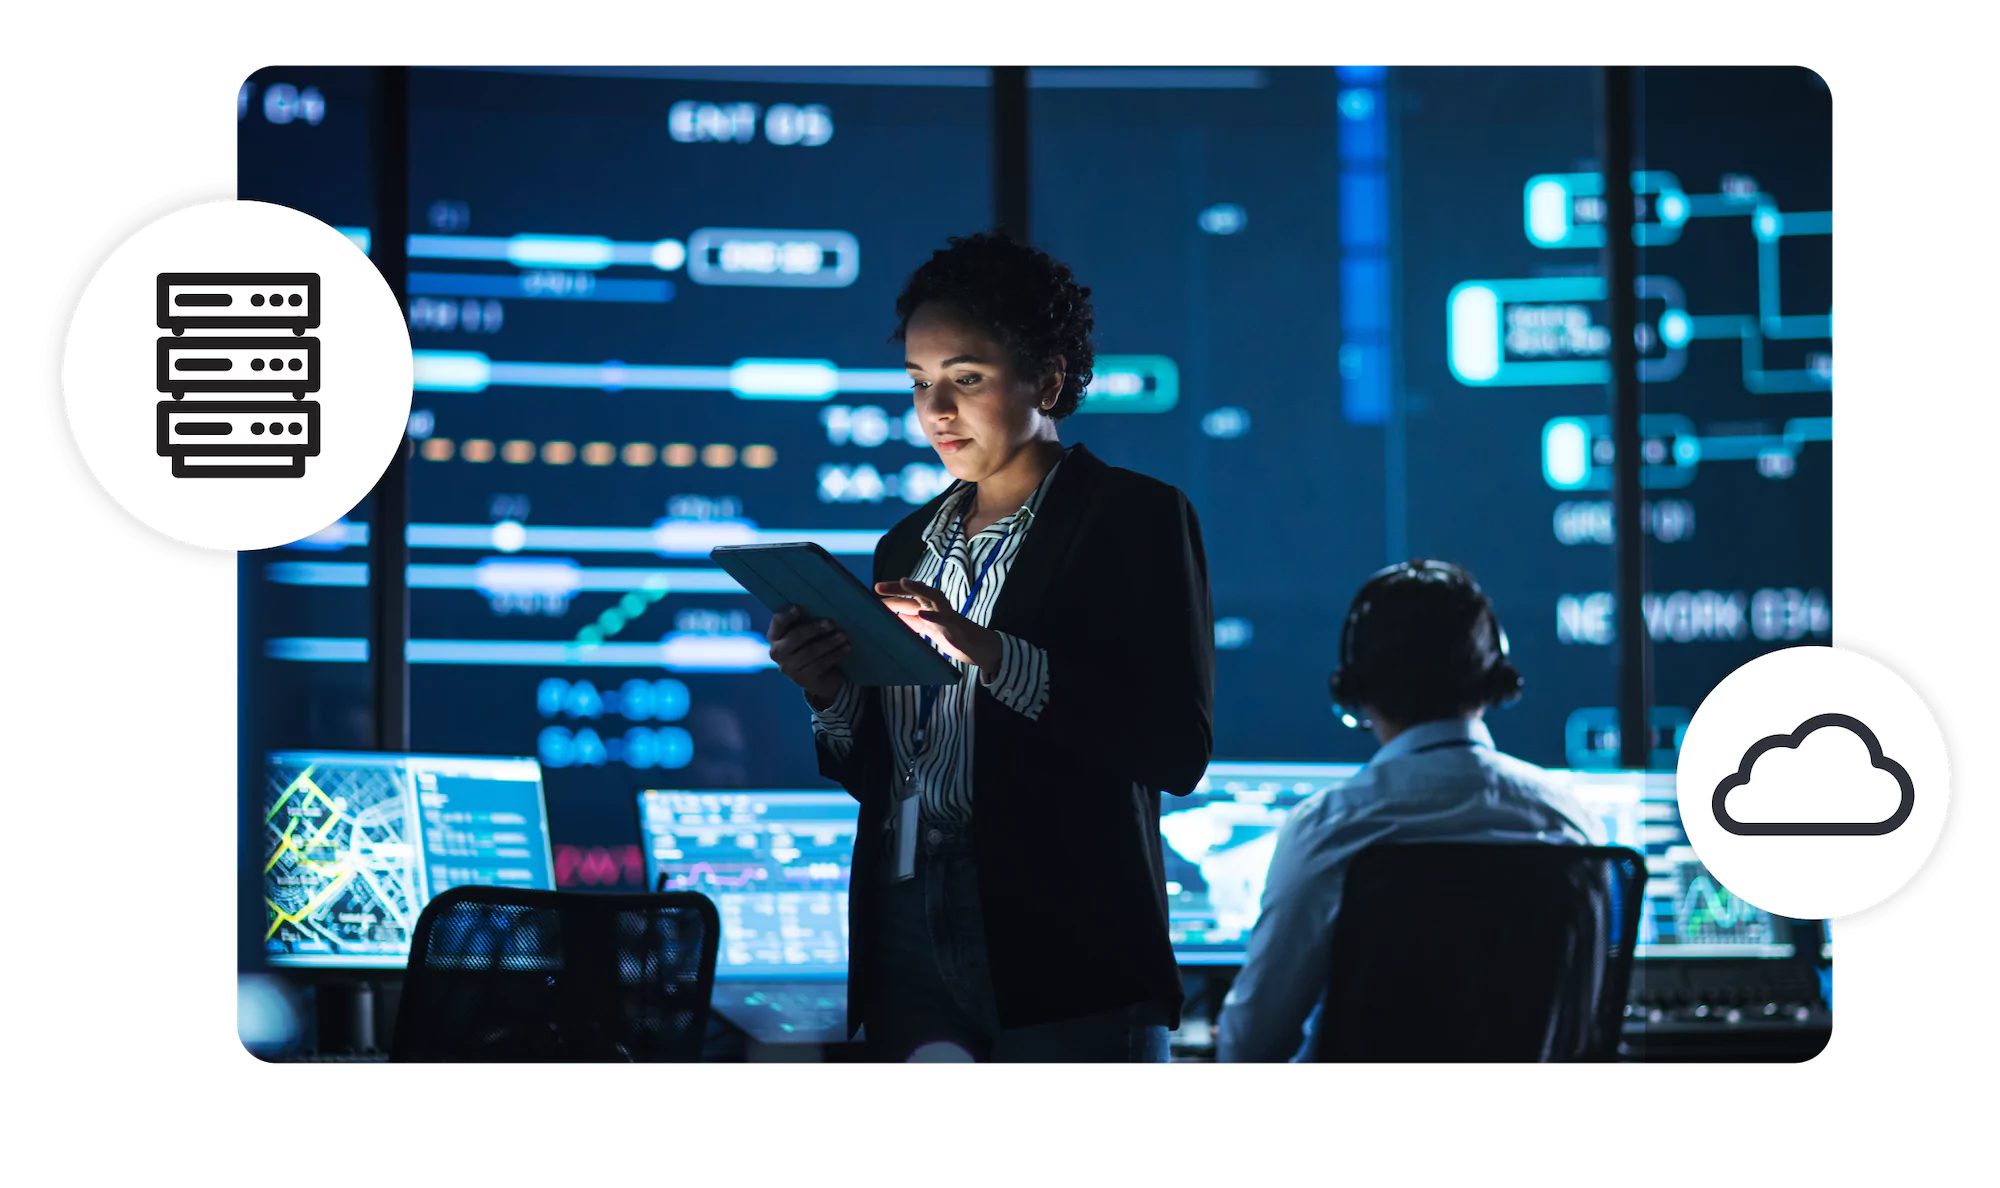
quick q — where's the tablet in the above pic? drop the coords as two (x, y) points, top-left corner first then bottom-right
(711, 542), (962, 687)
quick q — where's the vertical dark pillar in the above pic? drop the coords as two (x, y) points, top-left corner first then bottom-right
(369, 66), (411, 752)
(1383, 69), (1409, 565)
(993, 67), (1031, 242)
(1599, 65), (1651, 768)
(238, 552), (262, 976)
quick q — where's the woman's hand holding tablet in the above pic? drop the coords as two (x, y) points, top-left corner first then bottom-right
(713, 542), (962, 688)
(766, 607), (851, 705)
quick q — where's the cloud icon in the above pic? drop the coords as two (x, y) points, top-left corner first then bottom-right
(1713, 713), (1915, 836)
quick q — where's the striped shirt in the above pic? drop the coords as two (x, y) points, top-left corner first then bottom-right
(807, 449), (1064, 822)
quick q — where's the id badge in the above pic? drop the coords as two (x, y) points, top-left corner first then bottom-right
(890, 770), (919, 882)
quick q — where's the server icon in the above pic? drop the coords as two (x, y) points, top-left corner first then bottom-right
(157, 336), (320, 397)
(154, 271), (323, 479)
(157, 400), (322, 478)
(157, 272), (319, 334)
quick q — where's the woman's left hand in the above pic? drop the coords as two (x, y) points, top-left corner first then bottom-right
(875, 579), (1002, 672)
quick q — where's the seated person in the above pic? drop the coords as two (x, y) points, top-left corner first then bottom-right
(1215, 560), (1605, 1062)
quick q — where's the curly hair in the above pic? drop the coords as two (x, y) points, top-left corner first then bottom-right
(890, 230), (1096, 419)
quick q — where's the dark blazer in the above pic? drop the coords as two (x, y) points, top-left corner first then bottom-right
(818, 442), (1216, 1034)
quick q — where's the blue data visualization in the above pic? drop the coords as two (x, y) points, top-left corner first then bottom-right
(263, 751), (555, 968)
(240, 67), (1829, 881)
(1165, 763), (1804, 964)
(636, 789), (854, 978)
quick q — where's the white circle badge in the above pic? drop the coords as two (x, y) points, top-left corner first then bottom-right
(63, 200), (411, 550)
(1677, 645), (1948, 919)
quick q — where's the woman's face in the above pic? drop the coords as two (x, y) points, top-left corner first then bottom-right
(902, 301), (1062, 483)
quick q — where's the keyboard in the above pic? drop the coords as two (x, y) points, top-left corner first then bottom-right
(1624, 957), (1826, 1027)
(1168, 958), (1831, 1061)
(712, 981), (850, 1044)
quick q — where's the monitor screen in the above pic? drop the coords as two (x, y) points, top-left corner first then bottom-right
(264, 751), (555, 968)
(636, 789), (856, 979)
(630, 762), (1805, 977)
(1165, 764), (1803, 964)
(1161, 763), (1363, 965)
(1561, 770), (1794, 958)
(245, 66), (1831, 876)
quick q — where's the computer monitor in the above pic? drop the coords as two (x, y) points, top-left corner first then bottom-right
(630, 761), (1790, 976)
(264, 751), (555, 969)
(631, 773), (1357, 979)
(1560, 770), (1794, 959)
(635, 790), (856, 980)
(1161, 762), (1364, 965)
(1162, 763), (1800, 965)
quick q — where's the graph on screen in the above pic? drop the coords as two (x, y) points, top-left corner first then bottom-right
(636, 789), (855, 978)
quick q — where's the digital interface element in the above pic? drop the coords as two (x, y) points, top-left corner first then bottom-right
(1398, 67), (1832, 773)
(1563, 770), (1793, 957)
(264, 751), (555, 967)
(1711, 713), (1915, 837)
(636, 789), (854, 979)
(1164, 764), (1804, 963)
(242, 67), (1000, 857)
(239, 67), (1830, 879)
(1162, 762), (1362, 964)
(234, 67), (377, 757)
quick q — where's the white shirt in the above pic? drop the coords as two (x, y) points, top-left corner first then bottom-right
(806, 451), (1064, 822)
(1214, 716), (1606, 1062)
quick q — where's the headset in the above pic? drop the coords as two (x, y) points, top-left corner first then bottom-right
(1329, 559), (1524, 729)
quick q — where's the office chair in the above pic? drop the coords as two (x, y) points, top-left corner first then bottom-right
(1312, 842), (1646, 1061)
(391, 885), (719, 1062)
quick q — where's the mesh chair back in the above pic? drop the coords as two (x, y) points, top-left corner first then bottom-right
(1313, 842), (1645, 1062)
(391, 886), (718, 1062)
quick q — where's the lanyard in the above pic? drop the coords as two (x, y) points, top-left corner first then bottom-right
(905, 513), (1014, 774)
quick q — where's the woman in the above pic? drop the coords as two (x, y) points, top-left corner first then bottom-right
(764, 231), (1215, 1061)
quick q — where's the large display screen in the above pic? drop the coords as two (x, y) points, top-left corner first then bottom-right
(241, 67), (1830, 880)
